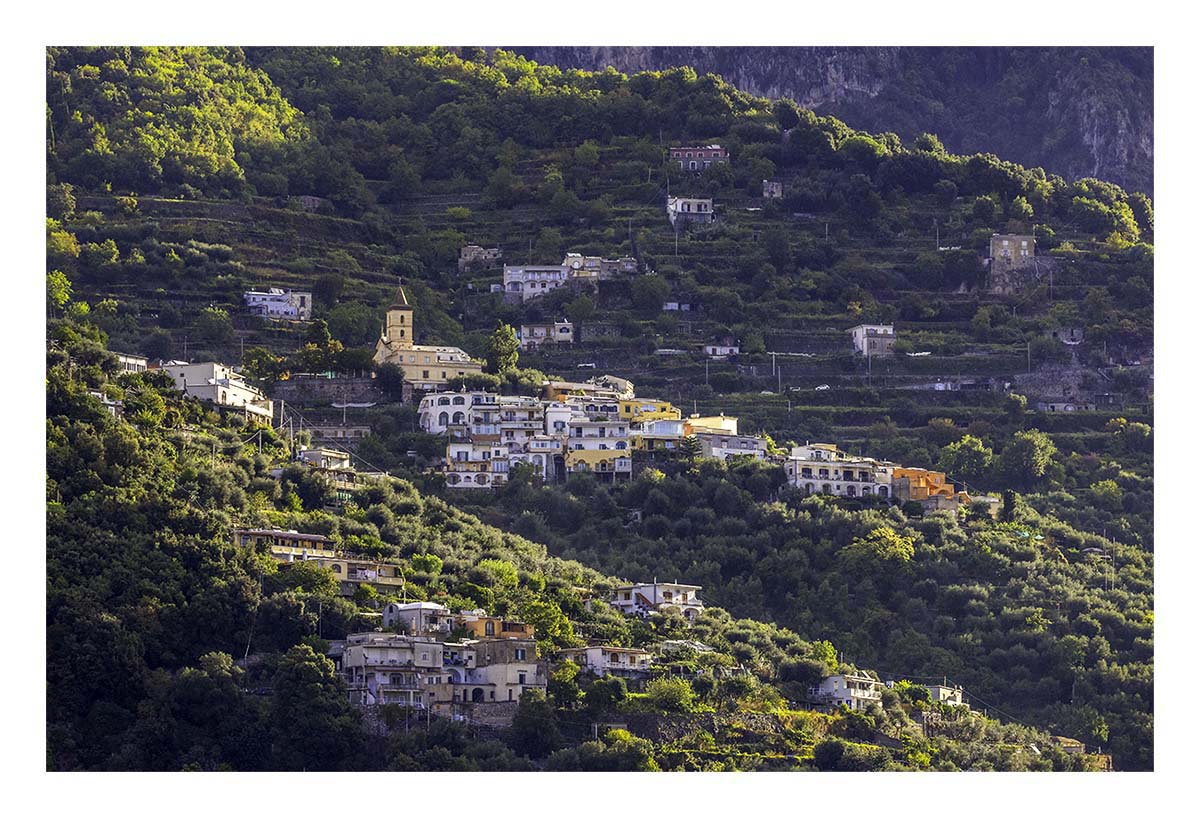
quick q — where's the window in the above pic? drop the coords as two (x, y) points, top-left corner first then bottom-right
(518, 672), (527, 685)
(515, 648), (526, 661)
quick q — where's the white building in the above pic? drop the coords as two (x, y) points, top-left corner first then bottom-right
(696, 432), (768, 461)
(112, 351), (148, 373)
(161, 362), (274, 420)
(243, 288), (313, 321)
(808, 674), (885, 712)
(296, 447), (353, 471)
(783, 443), (893, 498)
(848, 324), (896, 356)
(419, 391), (498, 435)
(926, 684), (970, 708)
(667, 197), (715, 229)
(562, 252), (637, 280)
(382, 601), (455, 637)
(702, 343), (740, 359)
(558, 646), (653, 678)
(341, 632), (446, 708)
(508, 435), (561, 480)
(611, 581), (704, 622)
(502, 265), (571, 303)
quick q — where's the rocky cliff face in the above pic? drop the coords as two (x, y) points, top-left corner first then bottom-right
(507, 46), (1153, 194)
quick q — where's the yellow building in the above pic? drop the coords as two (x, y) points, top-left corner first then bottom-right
(239, 527), (408, 594)
(565, 448), (632, 477)
(619, 399), (681, 423)
(684, 413), (738, 436)
(373, 285), (484, 391)
(630, 418), (686, 452)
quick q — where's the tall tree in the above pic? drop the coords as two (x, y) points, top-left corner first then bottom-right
(484, 322), (519, 375)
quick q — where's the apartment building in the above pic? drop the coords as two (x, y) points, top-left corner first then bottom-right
(783, 443), (894, 498)
(566, 418), (632, 480)
(630, 418), (686, 452)
(501, 265), (571, 303)
(444, 440), (509, 489)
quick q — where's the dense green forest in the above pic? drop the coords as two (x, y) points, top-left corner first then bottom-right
(45, 46), (1152, 770)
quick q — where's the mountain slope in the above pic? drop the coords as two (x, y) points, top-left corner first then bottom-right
(506, 46), (1153, 194)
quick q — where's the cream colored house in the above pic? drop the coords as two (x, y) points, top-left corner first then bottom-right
(684, 414), (738, 436)
(373, 285), (484, 391)
(848, 324), (896, 356)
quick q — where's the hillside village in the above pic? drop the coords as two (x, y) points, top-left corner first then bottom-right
(44, 46), (1152, 773)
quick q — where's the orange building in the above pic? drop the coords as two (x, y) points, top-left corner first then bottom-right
(457, 612), (535, 640)
(891, 467), (955, 502)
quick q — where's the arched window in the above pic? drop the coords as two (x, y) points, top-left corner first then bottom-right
(447, 474), (460, 485)
(822, 484), (832, 494)
(452, 396), (465, 405)
(438, 412), (449, 425)
(846, 485), (857, 497)
(331, 564), (342, 573)
(475, 474), (488, 485)
(438, 397), (451, 406)
(452, 411), (464, 424)
(805, 482), (814, 493)
(879, 486), (889, 498)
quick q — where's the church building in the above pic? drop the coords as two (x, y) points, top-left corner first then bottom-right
(373, 284), (484, 391)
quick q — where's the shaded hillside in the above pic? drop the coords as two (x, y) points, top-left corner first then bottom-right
(506, 47), (1154, 194)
